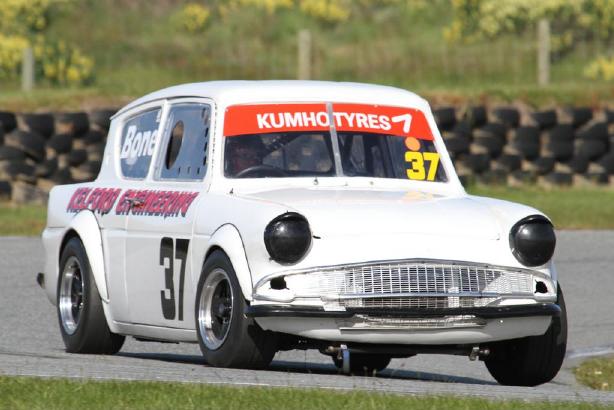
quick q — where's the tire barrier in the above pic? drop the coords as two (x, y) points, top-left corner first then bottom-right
(0, 108), (118, 205)
(0, 104), (613, 205)
(439, 105), (614, 188)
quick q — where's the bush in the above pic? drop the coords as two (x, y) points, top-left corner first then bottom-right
(35, 39), (94, 86)
(584, 56), (614, 81)
(177, 3), (211, 34)
(0, 34), (29, 78)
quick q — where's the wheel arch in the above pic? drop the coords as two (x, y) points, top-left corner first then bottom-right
(59, 210), (109, 303)
(202, 224), (254, 301)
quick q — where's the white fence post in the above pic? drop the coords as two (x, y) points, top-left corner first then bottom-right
(21, 46), (35, 92)
(537, 19), (550, 86)
(297, 29), (311, 80)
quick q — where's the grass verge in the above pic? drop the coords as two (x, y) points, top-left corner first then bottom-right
(575, 356), (614, 392)
(0, 202), (47, 236)
(467, 185), (614, 230)
(0, 376), (611, 410)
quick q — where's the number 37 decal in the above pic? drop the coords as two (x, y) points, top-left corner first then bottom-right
(159, 237), (190, 321)
(405, 152), (440, 181)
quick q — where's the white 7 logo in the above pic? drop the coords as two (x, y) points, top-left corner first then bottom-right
(391, 113), (413, 133)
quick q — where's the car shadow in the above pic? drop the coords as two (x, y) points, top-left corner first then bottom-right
(116, 352), (495, 385)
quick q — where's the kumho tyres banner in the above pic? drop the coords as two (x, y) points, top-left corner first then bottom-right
(223, 103), (434, 140)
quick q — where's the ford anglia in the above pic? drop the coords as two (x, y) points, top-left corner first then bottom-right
(39, 81), (566, 386)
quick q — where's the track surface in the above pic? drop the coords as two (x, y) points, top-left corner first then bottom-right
(1, 233), (613, 403)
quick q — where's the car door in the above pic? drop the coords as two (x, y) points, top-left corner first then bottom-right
(124, 100), (212, 328)
(102, 103), (164, 324)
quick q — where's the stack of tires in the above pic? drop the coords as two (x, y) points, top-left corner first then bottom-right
(0, 109), (115, 205)
(434, 105), (614, 187)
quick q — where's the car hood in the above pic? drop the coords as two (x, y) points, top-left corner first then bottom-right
(236, 187), (501, 240)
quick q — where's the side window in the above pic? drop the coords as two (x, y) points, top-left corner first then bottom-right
(120, 109), (161, 179)
(159, 104), (210, 180)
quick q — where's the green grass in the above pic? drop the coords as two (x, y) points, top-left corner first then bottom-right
(467, 185), (614, 230)
(0, 376), (611, 410)
(575, 356), (614, 391)
(2, 0), (614, 110)
(0, 202), (47, 236)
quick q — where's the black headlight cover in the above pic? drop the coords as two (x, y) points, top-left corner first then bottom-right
(264, 212), (311, 264)
(509, 215), (556, 267)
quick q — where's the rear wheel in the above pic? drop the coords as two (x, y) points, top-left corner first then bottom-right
(484, 286), (567, 386)
(195, 250), (277, 369)
(57, 237), (125, 354)
(332, 354), (391, 375)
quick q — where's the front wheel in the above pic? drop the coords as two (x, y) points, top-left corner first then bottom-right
(57, 237), (125, 354)
(195, 250), (277, 369)
(484, 285), (567, 386)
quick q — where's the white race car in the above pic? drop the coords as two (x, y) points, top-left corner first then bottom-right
(39, 81), (566, 386)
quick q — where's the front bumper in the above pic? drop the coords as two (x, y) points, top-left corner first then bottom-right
(246, 303), (561, 319)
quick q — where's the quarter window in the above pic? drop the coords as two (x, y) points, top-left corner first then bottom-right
(159, 104), (210, 180)
(119, 109), (161, 179)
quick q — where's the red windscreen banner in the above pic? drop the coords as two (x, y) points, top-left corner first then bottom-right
(223, 103), (434, 140)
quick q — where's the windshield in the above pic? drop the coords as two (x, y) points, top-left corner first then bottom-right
(223, 103), (447, 182)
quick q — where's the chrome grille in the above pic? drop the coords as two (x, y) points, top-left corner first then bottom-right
(338, 296), (498, 309)
(283, 261), (536, 298)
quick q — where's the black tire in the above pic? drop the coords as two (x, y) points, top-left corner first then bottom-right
(597, 153), (614, 174)
(485, 286), (567, 386)
(195, 250), (277, 369)
(51, 167), (73, 184)
(0, 180), (11, 199)
(57, 237), (125, 354)
(0, 111), (17, 132)
(492, 107), (520, 128)
(492, 154), (521, 172)
(509, 170), (537, 185)
(443, 136), (470, 155)
(543, 141), (574, 161)
(47, 133), (74, 155)
(543, 172), (573, 186)
(78, 160), (102, 175)
(463, 106), (487, 127)
(531, 110), (557, 129)
(89, 109), (116, 132)
(529, 157), (555, 175)
(564, 107), (592, 128)
(332, 354), (391, 375)
(83, 130), (106, 145)
(68, 149), (88, 167)
(433, 107), (456, 130)
(0, 160), (35, 180)
(564, 156), (589, 174)
(575, 139), (607, 161)
(0, 146), (26, 161)
(456, 153), (490, 173)
(472, 136), (504, 157)
(576, 121), (608, 142)
(450, 120), (473, 139)
(512, 126), (540, 144)
(474, 122), (507, 144)
(35, 158), (58, 178)
(544, 125), (575, 143)
(20, 113), (55, 138)
(477, 169), (507, 185)
(510, 140), (540, 160)
(55, 112), (90, 136)
(5, 130), (46, 162)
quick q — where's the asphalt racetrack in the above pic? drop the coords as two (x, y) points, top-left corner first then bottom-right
(1, 233), (613, 404)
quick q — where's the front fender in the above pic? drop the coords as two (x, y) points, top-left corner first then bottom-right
(194, 224), (254, 301)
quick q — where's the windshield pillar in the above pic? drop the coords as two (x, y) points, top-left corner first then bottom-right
(326, 102), (344, 177)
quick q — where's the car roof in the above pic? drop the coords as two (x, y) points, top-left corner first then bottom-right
(114, 80), (429, 118)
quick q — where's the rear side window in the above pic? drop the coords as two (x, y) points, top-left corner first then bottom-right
(119, 109), (161, 179)
(159, 103), (210, 180)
